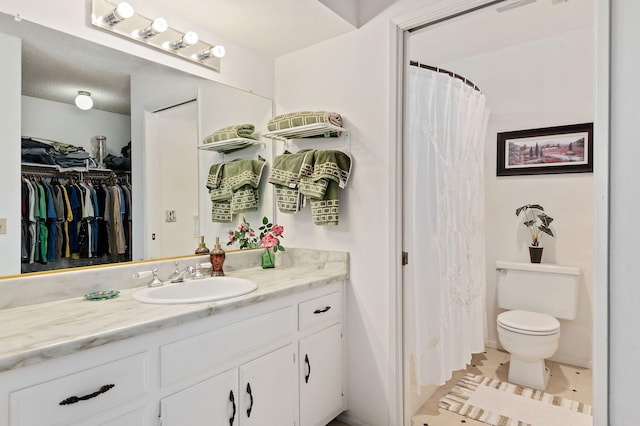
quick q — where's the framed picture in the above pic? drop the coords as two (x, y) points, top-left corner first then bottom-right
(496, 123), (593, 176)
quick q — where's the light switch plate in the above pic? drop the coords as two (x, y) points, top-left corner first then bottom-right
(0, 218), (6, 234)
(165, 210), (177, 223)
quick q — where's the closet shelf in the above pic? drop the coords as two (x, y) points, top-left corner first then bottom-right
(197, 137), (264, 153)
(262, 123), (346, 141)
(21, 162), (116, 174)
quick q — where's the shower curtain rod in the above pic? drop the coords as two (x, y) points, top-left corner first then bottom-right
(409, 60), (481, 93)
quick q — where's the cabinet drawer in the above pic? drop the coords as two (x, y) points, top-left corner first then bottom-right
(161, 306), (294, 386)
(299, 291), (341, 331)
(10, 352), (147, 426)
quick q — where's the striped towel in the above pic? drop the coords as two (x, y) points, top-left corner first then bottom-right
(267, 111), (343, 132)
(203, 124), (257, 143)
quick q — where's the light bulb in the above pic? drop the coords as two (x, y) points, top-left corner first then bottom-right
(196, 45), (225, 60)
(75, 91), (93, 110)
(103, 2), (134, 25)
(169, 31), (198, 49)
(136, 17), (168, 38)
(211, 45), (225, 58)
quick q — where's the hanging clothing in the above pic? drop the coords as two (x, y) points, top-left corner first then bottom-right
(406, 65), (490, 387)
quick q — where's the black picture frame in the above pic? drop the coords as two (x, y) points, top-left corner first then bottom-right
(496, 123), (593, 176)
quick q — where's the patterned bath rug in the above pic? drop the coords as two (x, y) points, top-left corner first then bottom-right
(438, 373), (592, 426)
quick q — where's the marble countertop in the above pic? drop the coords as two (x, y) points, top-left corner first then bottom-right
(0, 260), (348, 373)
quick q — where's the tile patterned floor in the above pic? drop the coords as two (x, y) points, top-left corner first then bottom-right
(411, 347), (592, 426)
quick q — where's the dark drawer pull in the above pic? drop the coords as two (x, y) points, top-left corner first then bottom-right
(304, 354), (311, 383)
(313, 306), (331, 314)
(246, 382), (254, 418)
(229, 390), (236, 426)
(59, 384), (115, 405)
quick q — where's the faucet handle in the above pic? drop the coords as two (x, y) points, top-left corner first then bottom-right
(193, 263), (205, 279)
(134, 269), (163, 287)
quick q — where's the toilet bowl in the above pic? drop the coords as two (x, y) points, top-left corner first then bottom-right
(495, 261), (580, 390)
(497, 310), (560, 390)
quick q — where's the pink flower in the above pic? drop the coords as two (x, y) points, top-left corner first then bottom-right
(228, 234), (235, 242)
(249, 231), (255, 237)
(271, 224), (284, 237)
(239, 223), (246, 232)
(261, 233), (278, 249)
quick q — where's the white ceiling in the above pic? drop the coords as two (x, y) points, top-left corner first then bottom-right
(409, 0), (593, 66)
(2, 0), (591, 115)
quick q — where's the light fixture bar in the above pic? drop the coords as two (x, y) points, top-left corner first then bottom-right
(91, 0), (223, 72)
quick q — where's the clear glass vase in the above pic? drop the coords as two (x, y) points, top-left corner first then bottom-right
(261, 248), (275, 269)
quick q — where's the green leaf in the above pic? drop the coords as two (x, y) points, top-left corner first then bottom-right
(528, 204), (544, 211)
(538, 213), (554, 226)
(523, 220), (536, 227)
(539, 225), (554, 237)
(515, 206), (527, 216)
(262, 217), (269, 225)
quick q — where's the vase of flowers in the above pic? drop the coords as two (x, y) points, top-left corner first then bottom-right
(227, 216), (285, 268)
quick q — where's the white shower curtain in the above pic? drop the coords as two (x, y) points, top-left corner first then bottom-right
(406, 65), (489, 387)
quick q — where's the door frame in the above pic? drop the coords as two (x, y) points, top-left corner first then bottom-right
(387, 1), (609, 425)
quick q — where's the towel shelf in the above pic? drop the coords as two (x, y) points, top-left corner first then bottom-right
(197, 137), (264, 153)
(262, 123), (346, 142)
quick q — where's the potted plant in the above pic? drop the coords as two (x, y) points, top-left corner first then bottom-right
(515, 204), (554, 263)
(227, 216), (285, 268)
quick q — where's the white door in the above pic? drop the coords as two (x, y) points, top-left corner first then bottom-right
(299, 324), (344, 426)
(239, 345), (295, 426)
(160, 368), (238, 426)
(144, 100), (199, 259)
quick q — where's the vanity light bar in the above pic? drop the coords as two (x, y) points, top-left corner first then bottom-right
(91, 0), (223, 72)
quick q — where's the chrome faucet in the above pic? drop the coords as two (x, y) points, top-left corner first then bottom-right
(167, 262), (196, 283)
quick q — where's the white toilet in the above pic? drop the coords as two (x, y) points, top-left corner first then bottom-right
(496, 261), (581, 390)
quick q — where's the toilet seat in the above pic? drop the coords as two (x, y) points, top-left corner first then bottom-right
(497, 310), (560, 336)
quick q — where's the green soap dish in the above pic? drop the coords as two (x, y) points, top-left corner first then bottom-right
(84, 290), (120, 301)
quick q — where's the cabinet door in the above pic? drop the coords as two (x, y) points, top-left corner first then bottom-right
(239, 345), (295, 426)
(299, 324), (343, 426)
(161, 369), (238, 426)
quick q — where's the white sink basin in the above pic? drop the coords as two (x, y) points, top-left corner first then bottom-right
(132, 276), (258, 304)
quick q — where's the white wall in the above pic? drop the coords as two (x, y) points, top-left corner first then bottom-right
(610, 0), (639, 423)
(0, 33), (21, 275)
(22, 96), (131, 158)
(442, 28), (594, 367)
(274, 1), (598, 424)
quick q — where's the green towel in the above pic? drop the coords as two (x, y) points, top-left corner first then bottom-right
(223, 158), (266, 214)
(299, 150), (352, 226)
(267, 111), (343, 133)
(268, 150), (314, 213)
(203, 124), (257, 143)
(206, 162), (232, 222)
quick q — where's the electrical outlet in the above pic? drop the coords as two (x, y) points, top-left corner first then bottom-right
(165, 210), (177, 223)
(0, 218), (6, 234)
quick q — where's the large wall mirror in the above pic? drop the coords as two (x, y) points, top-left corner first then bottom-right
(0, 12), (273, 277)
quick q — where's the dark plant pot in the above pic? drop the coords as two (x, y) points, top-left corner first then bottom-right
(529, 246), (543, 263)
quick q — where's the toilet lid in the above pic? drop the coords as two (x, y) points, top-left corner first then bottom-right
(497, 310), (560, 336)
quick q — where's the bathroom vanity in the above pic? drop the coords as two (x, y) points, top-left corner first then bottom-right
(0, 249), (348, 426)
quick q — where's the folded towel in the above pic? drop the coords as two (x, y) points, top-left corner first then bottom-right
(223, 158), (266, 214)
(203, 124), (257, 144)
(267, 111), (343, 132)
(299, 150), (352, 226)
(268, 150), (314, 213)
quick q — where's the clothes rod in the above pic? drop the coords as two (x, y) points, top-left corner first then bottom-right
(409, 60), (481, 93)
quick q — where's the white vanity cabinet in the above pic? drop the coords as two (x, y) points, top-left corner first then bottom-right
(297, 291), (345, 426)
(0, 281), (345, 426)
(161, 344), (295, 426)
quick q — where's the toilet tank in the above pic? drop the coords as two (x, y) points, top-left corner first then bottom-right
(496, 261), (581, 320)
